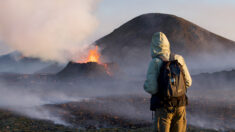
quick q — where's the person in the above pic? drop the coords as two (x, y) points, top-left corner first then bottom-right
(144, 32), (192, 132)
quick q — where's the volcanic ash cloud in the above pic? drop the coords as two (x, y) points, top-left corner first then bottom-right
(0, 0), (100, 62)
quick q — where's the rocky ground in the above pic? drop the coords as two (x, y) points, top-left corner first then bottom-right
(0, 94), (234, 132)
(0, 108), (219, 132)
(0, 69), (234, 132)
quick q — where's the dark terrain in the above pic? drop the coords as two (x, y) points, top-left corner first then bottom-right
(0, 68), (234, 131)
(0, 99), (223, 132)
(97, 13), (235, 61)
(97, 13), (235, 74)
(0, 13), (235, 132)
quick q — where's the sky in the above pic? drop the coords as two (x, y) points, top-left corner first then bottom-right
(0, 0), (235, 55)
(94, 0), (235, 41)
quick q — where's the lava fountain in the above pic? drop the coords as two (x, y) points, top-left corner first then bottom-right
(77, 46), (101, 64)
(58, 46), (117, 78)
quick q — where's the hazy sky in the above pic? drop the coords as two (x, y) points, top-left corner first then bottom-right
(0, 0), (235, 55)
(95, 0), (235, 41)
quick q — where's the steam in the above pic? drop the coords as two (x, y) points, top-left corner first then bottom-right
(185, 51), (235, 75)
(0, 62), (234, 130)
(0, 0), (100, 62)
(0, 80), (86, 125)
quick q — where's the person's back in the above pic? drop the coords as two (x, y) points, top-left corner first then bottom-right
(144, 32), (192, 132)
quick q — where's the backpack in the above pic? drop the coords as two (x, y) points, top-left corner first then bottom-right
(150, 54), (187, 111)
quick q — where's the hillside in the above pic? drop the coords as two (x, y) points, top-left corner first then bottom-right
(96, 13), (235, 73)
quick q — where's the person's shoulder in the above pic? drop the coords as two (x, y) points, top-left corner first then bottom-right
(174, 54), (185, 65)
(174, 54), (184, 59)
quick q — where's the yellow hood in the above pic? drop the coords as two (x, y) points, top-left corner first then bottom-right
(151, 32), (170, 59)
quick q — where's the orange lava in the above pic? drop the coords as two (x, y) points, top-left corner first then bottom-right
(87, 46), (100, 63)
(77, 46), (112, 76)
(77, 46), (101, 64)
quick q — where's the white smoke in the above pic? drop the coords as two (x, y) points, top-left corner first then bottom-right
(0, 80), (87, 125)
(0, 0), (100, 62)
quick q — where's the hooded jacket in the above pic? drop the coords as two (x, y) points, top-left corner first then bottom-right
(144, 32), (192, 94)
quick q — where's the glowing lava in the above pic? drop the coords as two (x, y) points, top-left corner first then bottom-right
(76, 46), (112, 76)
(87, 46), (100, 63)
(77, 46), (101, 64)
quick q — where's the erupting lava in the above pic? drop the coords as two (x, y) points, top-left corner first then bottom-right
(87, 46), (100, 63)
(76, 46), (112, 76)
(77, 46), (101, 64)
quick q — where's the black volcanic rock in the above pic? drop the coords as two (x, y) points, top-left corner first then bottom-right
(57, 62), (110, 79)
(96, 13), (235, 66)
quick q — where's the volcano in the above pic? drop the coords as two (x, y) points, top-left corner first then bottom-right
(57, 62), (107, 78)
(57, 45), (118, 79)
(59, 13), (235, 78)
(96, 13), (235, 66)
(57, 62), (118, 79)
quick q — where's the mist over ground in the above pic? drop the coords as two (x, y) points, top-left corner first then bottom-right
(0, 58), (234, 131)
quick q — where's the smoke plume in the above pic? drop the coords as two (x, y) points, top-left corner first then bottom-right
(0, 0), (100, 62)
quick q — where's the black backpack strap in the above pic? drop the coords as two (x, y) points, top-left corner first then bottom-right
(170, 53), (175, 61)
